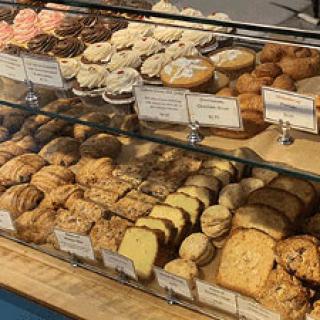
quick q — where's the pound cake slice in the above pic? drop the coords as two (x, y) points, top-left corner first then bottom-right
(269, 175), (317, 215)
(135, 217), (177, 245)
(164, 193), (203, 227)
(216, 228), (275, 298)
(149, 204), (190, 245)
(177, 186), (212, 208)
(118, 226), (164, 280)
(233, 204), (291, 240)
(247, 187), (304, 224)
(275, 235), (320, 285)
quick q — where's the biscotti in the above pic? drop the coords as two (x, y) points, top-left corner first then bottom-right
(118, 226), (164, 280)
(247, 187), (304, 224)
(135, 217), (176, 245)
(233, 204), (291, 240)
(275, 235), (320, 285)
(164, 193), (203, 227)
(177, 186), (212, 208)
(149, 204), (190, 245)
(269, 175), (317, 215)
(216, 228), (275, 298)
(258, 265), (311, 320)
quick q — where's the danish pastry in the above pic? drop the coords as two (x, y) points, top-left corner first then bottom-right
(0, 183), (44, 219)
(31, 165), (75, 194)
(80, 134), (122, 159)
(272, 74), (296, 92)
(236, 73), (273, 94)
(39, 137), (81, 167)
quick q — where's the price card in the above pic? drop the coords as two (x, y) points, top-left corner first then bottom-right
(134, 85), (189, 124)
(101, 249), (137, 280)
(0, 53), (26, 82)
(186, 93), (243, 130)
(195, 280), (237, 315)
(54, 229), (95, 260)
(154, 267), (193, 300)
(306, 314), (316, 320)
(23, 55), (64, 89)
(237, 295), (281, 320)
(0, 210), (15, 231)
(263, 87), (317, 134)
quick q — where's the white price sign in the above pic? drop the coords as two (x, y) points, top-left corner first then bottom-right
(0, 53), (26, 82)
(263, 87), (317, 133)
(54, 229), (95, 260)
(134, 85), (189, 124)
(102, 249), (137, 280)
(23, 55), (64, 89)
(237, 295), (281, 320)
(306, 314), (317, 320)
(0, 210), (15, 231)
(154, 267), (193, 300)
(195, 280), (237, 315)
(187, 93), (243, 130)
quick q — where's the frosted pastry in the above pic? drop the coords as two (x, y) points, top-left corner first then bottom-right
(0, 21), (13, 46)
(110, 29), (136, 50)
(107, 50), (142, 71)
(141, 53), (172, 82)
(127, 22), (155, 36)
(59, 58), (80, 79)
(205, 13), (233, 33)
(152, 0), (179, 13)
(82, 42), (115, 64)
(132, 36), (163, 57)
(27, 33), (58, 55)
(165, 41), (200, 60)
(153, 26), (183, 43)
(180, 30), (216, 51)
(37, 7), (65, 32)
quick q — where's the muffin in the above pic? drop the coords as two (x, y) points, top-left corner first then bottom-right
(209, 47), (256, 80)
(107, 50), (142, 71)
(81, 42), (115, 64)
(160, 56), (215, 92)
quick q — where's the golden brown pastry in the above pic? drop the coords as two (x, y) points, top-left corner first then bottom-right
(252, 63), (282, 78)
(73, 112), (110, 142)
(215, 87), (236, 97)
(272, 74), (296, 92)
(2, 109), (27, 133)
(39, 137), (81, 167)
(0, 141), (26, 166)
(260, 43), (284, 63)
(80, 134), (122, 159)
(0, 126), (9, 142)
(283, 46), (313, 58)
(238, 93), (263, 113)
(0, 153), (46, 186)
(0, 183), (44, 219)
(76, 157), (114, 186)
(31, 165), (75, 194)
(35, 119), (69, 145)
(47, 184), (84, 209)
(236, 73), (273, 94)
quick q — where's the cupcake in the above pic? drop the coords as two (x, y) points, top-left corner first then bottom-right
(132, 36), (163, 60)
(73, 64), (109, 107)
(110, 29), (137, 50)
(107, 50), (142, 71)
(209, 47), (256, 80)
(103, 67), (142, 112)
(80, 24), (112, 44)
(127, 21), (155, 37)
(160, 56), (215, 92)
(27, 33), (58, 55)
(180, 30), (217, 54)
(37, 7), (65, 33)
(81, 42), (115, 64)
(0, 21), (13, 48)
(165, 41), (200, 60)
(141, 53), (171, 84)
(0, 7), (17, 24)
(153, 26), (183, 44)
(13, 9), (40, 45)
(55, 17), (84, 38)
(52, 38), (85, 58)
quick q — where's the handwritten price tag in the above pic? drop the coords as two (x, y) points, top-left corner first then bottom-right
(0, 210), (15, 231)
(0, 53), (26, 82)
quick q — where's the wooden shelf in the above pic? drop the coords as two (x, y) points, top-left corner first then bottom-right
(0, 237), (210, 320)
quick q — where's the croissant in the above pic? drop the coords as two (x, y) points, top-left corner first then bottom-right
(0, 142), (26, 166)
(215, 87), (236, 97)
(0, 126), (9, 143)
(260, 43), (284, 63)
(236, 73), (273, 94)
(282, 46), (312, 58)
(252, 63), (282, 78)
(49, 184), (84, 208)
(238, 93), (264, 113)
(272, 74), (296, 92)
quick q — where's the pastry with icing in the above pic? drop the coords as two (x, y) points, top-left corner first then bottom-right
(180, 29), (216, 53)
(111, 29), (137, 50)
(153, 26), (183, 43)
(81, 42), (115, 64)
(80, 24), (112, 44)
(132, 36), (163, 59)
(165, 41), (200, 60)
(59, 58), (80, 80)
(0, 21), (13, 47)
(107, 50), (142, 71)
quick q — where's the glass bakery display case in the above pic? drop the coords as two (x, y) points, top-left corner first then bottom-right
(0, 1), (319, 319)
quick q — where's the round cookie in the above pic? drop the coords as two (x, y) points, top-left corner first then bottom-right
(164, 258), (199, 281)
(201, 205), (232, 238)
(179, 233), (216, 266)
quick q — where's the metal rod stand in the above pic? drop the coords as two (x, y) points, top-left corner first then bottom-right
(277, 120), (294, 145)
(25, 80), (39, 109)
(187, 121), (203, 145)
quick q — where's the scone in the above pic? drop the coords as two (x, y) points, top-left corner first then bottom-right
(179, 233), (215, 266)
(218, 183), (246, 210)
(31, 165), (75, 194)
(258, 265), (311, 320)
(200, 205), (232, 238)
(216, 228), (275, 298)
(80, 133), (122, 160)
(0, 183), (44, 219)
(39, 137), (81, 167)
(233, 204), (291, 240)
(164, 258), (199, 281)
(275, 235), (320, 285)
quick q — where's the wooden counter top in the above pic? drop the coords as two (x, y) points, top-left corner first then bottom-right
(0, 237), (210, 320)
